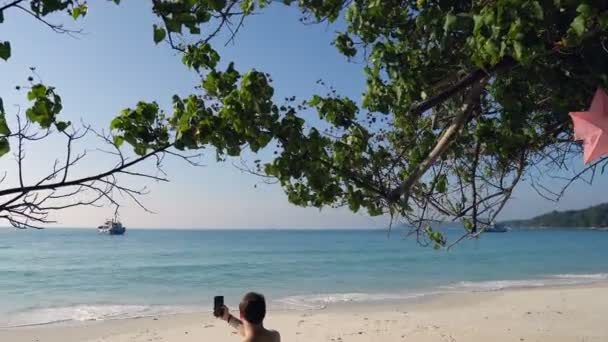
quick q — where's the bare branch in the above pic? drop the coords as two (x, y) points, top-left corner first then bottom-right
(118, 170), (169, 182)
(16, 115), (25, 188)
(0, 115), (207, 229)
(164, 150), (204, 167)
(0, 145), (171, 198)
(14, 4), (83, 36)
(0, 0), (25, 12)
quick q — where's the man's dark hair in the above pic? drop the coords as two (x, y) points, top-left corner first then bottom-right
(239, 292), (266, 324)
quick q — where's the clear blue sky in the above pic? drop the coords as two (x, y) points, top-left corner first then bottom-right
(0, 1), (605, 228)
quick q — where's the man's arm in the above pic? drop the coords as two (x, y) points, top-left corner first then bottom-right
(227, 314), (244, 335)
(220, 306), (245, 337)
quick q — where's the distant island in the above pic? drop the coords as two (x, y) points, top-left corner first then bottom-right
(502, 203), (608, 228)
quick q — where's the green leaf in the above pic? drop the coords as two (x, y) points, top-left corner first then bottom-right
(208, 0), (227, 11)
(0, 113), (11, 136)
(426, 227), (446, 248)
(334, 33), (357, 57)
(71, 3), (88, 19)
(165, 19), (182, 33)
(443, 13), (457, 32)
(240, 0), (254, 14)
(483, 40), (499, 61)
(513, 40), (524, 61)
(113, 135), (124, 147)
(182, 43), (220, 71)
(27, 84), (47, 101)
(202, 72), (218, 94)
(570, 15), (587, 37)
(0, 138), (9, 157)
(188, 26), (201, 35)
(110, 117), (122, 130)
(134, 144), (147, 156)
(463, 219), (474, 232)
(576, 3), (592, 17)
(0, 41), (10, 61)
(55, 121), (70, 132)
(436, 174), (447, 193)
(308, 95), (322, 106)
(153, 24), (166, 44)
(529, 1), (543, 20)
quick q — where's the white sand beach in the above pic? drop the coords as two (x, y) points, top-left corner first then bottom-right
(2, 283), (607, 342)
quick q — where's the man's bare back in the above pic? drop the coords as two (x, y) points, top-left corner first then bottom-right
(242, 328), (280, 342)
(219, 292), (280, 342)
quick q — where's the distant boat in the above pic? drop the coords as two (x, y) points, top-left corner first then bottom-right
(484, 222), (508, 233)
(97, 219), (126, 235)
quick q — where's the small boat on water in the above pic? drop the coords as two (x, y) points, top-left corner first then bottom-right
(484, 222), (508, 233)
(97, 218), (126, 235)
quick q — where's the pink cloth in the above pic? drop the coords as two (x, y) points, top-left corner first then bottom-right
(569, 88), (608, 164)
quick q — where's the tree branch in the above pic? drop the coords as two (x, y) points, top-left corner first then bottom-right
(14, 4), (83, 36)
(409, 58), (514, 117)
(0, 144), (172, 198)
(388, 78), (488, 204)
(0, 0), (24, 12)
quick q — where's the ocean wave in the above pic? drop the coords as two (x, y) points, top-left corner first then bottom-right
(4, 273), (607, 326)
(443, 273), (608, 292)
(442, 279), (553, 291)
(0, 304), (201, 328)
(551, 273), (608, 280)
(274, 291), (445, 310)
(276, 273), (608, 310)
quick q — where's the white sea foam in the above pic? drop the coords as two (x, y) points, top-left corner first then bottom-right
(274, 291), (445, 310)
(4, 273), (607, 326)
(443, 273), (608, 292)
(276, 273), (608, 310)
(443, 279), (553, 291)
(552, 273), (608, 280)
(0, 304), (201, 328)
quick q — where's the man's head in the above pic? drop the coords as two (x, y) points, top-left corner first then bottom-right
(238, 292), (266, 325)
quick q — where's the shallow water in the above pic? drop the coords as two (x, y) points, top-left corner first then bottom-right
(1, 228), (607, 326)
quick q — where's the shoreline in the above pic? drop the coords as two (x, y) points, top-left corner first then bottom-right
(2, 282), (608, 342)
(3, 273), (608, 329)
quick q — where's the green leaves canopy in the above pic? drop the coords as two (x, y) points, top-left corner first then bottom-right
(2, 0), (607, 245)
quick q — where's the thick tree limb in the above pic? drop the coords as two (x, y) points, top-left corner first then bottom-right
(409, 58), (514, 117)
(387, 78), (489, 204)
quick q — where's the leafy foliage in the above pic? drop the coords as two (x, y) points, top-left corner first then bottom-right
(110, 102), (169, 156)
(1, 0), (607, 245)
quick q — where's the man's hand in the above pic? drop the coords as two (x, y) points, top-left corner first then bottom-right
(220, 305), (230, 321)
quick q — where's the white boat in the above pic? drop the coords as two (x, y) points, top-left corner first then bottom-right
(484, 222), (508, 233)
(97, 218), (126, 235)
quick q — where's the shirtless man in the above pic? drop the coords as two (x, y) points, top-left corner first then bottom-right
(219, 292), (281, 342)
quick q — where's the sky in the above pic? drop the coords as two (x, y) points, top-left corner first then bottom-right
(0, 0), (606, 229)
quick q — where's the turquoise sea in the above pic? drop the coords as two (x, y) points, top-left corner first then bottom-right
(1, 228), (608, 327)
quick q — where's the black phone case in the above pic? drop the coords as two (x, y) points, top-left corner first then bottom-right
(213, 296), (224, 317)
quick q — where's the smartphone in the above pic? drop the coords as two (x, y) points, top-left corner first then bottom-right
(213, 296), (224, 317)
